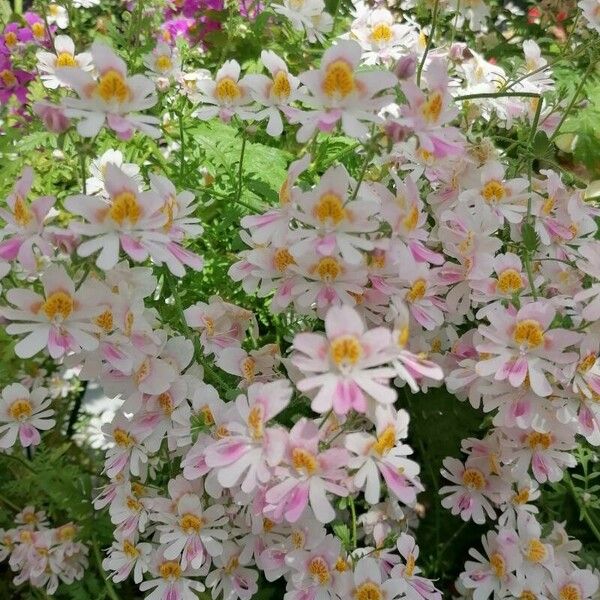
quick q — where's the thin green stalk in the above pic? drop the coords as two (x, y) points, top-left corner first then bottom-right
(179, 111), (186, 179)
(348, 495), (358, 549)
(456, 91), (541, 101)
(550, 58), (595, 142)
(350, 128), (378, 202)
(91, 536), (120, 600)
(0, 493), (19, 511)
(234, 131), (248, 206)
(416, 0), (440, 86)
(564, 472), (600, 544)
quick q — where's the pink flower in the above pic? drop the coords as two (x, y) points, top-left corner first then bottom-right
(2, 264), (102, 359)
(345, 409), (422, 504)
(0, 383), (54, 449)
(0, 166), (56, 271)
(265, 418), (349, 523)
(292, 305), (396, 415)
(204, 380), (292, 493)
(291, 40), (397, 142)
(476, 300), (581, 397)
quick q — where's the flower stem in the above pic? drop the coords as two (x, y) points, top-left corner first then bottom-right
(235, 130), (248, 207)
(564, 471), (600, 544)
(416, 0), (440, 87)
(349, 495), (358, 549)
(91, 536), (120, 600)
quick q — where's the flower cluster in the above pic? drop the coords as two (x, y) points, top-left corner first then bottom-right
(0, 506), (88, 594)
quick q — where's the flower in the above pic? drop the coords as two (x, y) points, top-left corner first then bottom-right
(292, 305), (396, 415)
(0, 166), (56, 272)
(155, 492), (228, 569)
(57, 42), (160, 139)
(36, 35), (92, 89)
(204, 380), (292, 493)
(0, 383), (55, 448)
(194, 60), (255, 123)
(2, 263), (102, 358)
(476, 300), (580, 397)
(64, 163), (169, 271)
(245, 50), (300, 136)
(265, 418), (349, 523)
(291, 40), (397, 142)
(349, 556), (404, 600)
(272, 0), (333, 43)
(345, 409), (422, 504)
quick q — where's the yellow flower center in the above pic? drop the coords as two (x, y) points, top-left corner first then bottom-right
(526, 539), (547, 563)
(406, 278), (427, 303)
(513, 319), (545, 349)
(158, 392), (173, 415)
(314, 256), (342, 281)
(291, 447), (318, 476)
(96, 69), (131, 103)
(200, 404), (215, 426)
(109, 191), (141, 226)
(57, 524), (76, 541)
(330, 335), (363, 367)
(489, 552), (506, 578)
(402, 206), (419, 231)
(313, 192), (347, 225)
(13, 196), (32, 227)
(42, 290), (74, 321)
(262, 518), (275, 532)
(526, 431), (553, 450)
(354, 582), (383, 600)
(247, 404), (264, 440)
(155, 55), (173, 73)
(4, 32), (17, 48)
(179, 513), (205, 534)
(123, 539), (139, 558)
(578, 353), (597, 373)
(542, 197), (555, 215)
(421, 91), (443, 124)
(0, 69), (17, 87)
(322, 60), (355, 100)
(273, 248), (296, 272)
(559, 584), (582, 600)
(291, 529), (306, 549)
(512, 488), (530, 504)
(462, 467), (486, 490)
(397, 326), (410, 348)
(308, 556), (330, 585)
(113, 427), (135, 447)
(215, 76), (241, 103)
(31, 22), (45, 39)
(241, 357), (256, 382)
(134, 358), (150, 384)
(481, 180), (507, 203)
(203, 317), (215, 336)
(8, 399), (33, 421)
(126, 495), (142, 512)
(271, 70), (291, 101)
(49, 4), (60, 15)
(224, 556), (239, 574)
(160, 561), (182, 580)
(520, 591), (537, 600)
(335, 556), (348, 572)
(371, 426), (396, 456)
(95, 309), (114, 332)
(370, 22), (393, 44)
(56, 52), (77, 68)
(496, 269), (523, 294)
(405, 553), (416, 577)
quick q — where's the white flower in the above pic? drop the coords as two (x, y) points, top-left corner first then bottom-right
(0, 383), (55, 449)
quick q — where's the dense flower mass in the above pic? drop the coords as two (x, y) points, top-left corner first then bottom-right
(0, 1), (599, 600)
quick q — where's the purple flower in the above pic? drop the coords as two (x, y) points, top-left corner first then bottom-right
(0, 57), (34, 105)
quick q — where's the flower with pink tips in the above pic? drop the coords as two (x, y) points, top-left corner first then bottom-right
(0, 383), (55, 449)
(292, 305), (396, 415)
